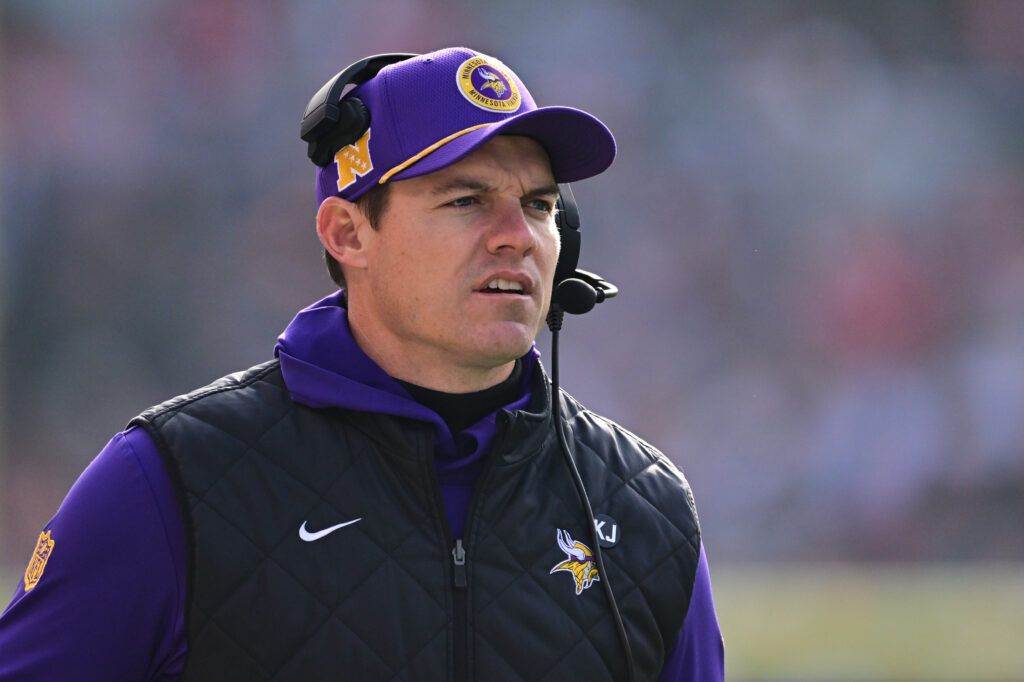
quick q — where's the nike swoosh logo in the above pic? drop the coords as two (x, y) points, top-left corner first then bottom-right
(299, 518), (362, 542)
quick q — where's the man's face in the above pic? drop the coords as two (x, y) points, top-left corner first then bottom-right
(350, 135), (560, 388)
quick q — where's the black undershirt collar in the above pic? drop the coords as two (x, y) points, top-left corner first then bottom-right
(396, 359), (523, 435)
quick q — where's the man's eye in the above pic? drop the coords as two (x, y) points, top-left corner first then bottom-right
(526, 199), (554, 213)
(447, 196), (476, 208)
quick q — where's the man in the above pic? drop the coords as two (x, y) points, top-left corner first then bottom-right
(0, 47), (723, 680)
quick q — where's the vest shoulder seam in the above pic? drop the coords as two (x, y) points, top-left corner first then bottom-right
(133, 359), (282, 426)
(559, 388), (665, 464)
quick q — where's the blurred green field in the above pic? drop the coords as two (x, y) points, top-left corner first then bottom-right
(715, 563), (1024, 681)
(2, 562), (1022, 680)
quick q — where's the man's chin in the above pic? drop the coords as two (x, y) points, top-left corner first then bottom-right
(472, 324), (537, 364)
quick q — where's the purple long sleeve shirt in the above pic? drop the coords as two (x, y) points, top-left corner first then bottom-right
(0, 293), (724, 680)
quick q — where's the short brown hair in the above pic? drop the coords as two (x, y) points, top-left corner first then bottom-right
(325, 183), (391, 289)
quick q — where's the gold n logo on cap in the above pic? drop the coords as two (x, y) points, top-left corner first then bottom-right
(334, 128), (374, 192)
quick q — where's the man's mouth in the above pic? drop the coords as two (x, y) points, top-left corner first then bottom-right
(481, 278), (526, 294)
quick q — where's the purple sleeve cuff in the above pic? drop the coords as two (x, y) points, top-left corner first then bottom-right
(658, 542), (725, 682)
(0, 427), (187, 681)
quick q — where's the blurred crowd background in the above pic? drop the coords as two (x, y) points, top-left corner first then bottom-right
(2, 0), (1023, 675)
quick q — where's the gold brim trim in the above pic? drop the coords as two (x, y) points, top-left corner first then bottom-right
(378, 123), (492, 184)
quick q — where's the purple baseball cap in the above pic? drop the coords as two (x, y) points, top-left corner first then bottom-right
(315, 47), (616, 204)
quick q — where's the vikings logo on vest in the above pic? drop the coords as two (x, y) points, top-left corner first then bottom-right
(334, 128), (373, 192)
(24, 530), (54, 591)
(457, 57), (521, 113)
(550, 529), (599, 596)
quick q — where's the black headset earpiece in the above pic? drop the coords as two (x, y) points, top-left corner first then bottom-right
(554, 183), (582, 285)
(553, 183), (618, 315)
(301, 53), (418, 167)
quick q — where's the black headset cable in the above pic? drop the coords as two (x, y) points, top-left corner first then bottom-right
(547, 286), (636, 682)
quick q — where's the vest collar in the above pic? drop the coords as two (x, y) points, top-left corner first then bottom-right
(273, 291), (544, 465)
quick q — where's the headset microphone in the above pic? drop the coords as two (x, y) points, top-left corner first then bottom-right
(554, 269), (619, 315)
(553, 278), (597, 315)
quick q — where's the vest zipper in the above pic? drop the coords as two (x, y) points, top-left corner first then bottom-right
(452, 539), (468, 587)
(448, 412), (517, 681)
(434, 415), (514, 681)
(452, 539), (468, 682)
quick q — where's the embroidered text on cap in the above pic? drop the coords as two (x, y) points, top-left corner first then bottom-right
(457, 56), (521, 113)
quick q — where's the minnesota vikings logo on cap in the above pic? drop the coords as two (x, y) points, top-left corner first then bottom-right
(457, 56), (521, 113)
(550, 528), (599, 596)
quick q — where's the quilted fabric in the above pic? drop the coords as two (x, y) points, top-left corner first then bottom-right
(131, 361), (700, 681)
(468, 391), (701, 681)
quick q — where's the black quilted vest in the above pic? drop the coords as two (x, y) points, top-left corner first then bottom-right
(131, 360), (701, 681)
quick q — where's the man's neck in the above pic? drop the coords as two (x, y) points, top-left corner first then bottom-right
(344, 296), (522, 393)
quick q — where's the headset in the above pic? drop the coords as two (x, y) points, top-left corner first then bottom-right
(301, 55), (634, 681)
(301, 53), (416, 168)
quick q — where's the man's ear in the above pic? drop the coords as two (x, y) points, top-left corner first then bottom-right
(317, 196), (369, 271)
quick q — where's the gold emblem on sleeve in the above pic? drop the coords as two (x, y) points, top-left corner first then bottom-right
(24, 530), (55, 591)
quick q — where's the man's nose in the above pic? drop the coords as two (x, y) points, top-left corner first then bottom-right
(486, 199), (537, 256)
